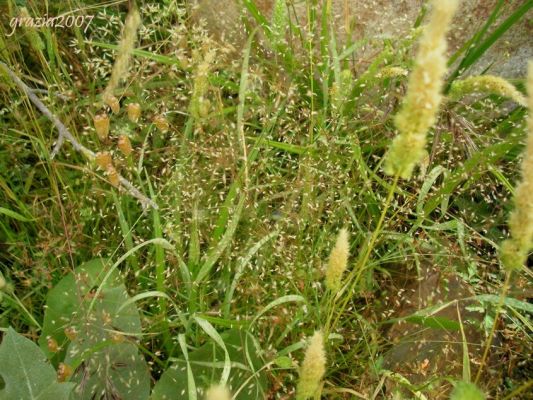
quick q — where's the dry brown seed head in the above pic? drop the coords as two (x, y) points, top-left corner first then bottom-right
(47, 337), (59, 353)
(127, 102), (141, 122)
(57, 363), (73, 382)
(64, 326), (78, 341)
(106, 165), (120, 187)
(118, 134), (133, 156)
(104, 94), (120, 113)
(154, 114), (169, 132)
(94, 114), (110, 141)
(95, 151), (113, 169)
(111, 332), (125, 343)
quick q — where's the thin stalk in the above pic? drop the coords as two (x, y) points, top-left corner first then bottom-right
(325, 174), (400, 337)
(474, 269), (513, 384)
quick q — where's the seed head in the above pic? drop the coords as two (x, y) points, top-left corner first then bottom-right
(64, 327), (78, 341)
(384, 0), (458, 179)
(190, 50), (215, 119)
(106, 165), (120, 187)
(296, 331), (326, 400)
(449, 75), (527, 107)
(154, 114), (169, 132)
(47, 337), (59, 353)
(118, 134), (133, 156)
(103, 7), (142, 101)
(500, 61), (533, 271)
(205, 384), (231, 400)
(57, 363), (73, 382)
(104, 94), (120, 113)
(325, 229), (350, 291)
(95, 151), (113, 169)
(127, 102), (141, 122)
(94, 114), (110, 141)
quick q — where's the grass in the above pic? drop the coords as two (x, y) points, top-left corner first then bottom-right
(0, 0), (532, 399)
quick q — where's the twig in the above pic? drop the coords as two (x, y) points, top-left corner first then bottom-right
(0, 61), (158, 209)
(30, 88), (70, 101)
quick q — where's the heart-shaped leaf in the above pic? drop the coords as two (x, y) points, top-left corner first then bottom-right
(39, 259), (150, 400)
(39, 258), (122, 359)
(0, 327), (74, 400)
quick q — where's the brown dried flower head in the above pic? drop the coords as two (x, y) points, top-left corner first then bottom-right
(118, 134), (133, 156)
(154, 114), (169, 132)
(127, 102), (141, 123)
(94, 114), (110, 141)
(106, 165), (120, 187)
(95, 151), (113, 169)
(57, 363), (73, 382)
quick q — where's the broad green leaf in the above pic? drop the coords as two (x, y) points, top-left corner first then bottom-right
(63, 285), (149, 400)
(151, 329), (267, 400)
(39, 259), (150, 400)
(0, 327), (74, 400)
(39, 258), (121, 359)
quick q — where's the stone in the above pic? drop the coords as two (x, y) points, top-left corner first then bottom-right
(382, 266), (488, 398)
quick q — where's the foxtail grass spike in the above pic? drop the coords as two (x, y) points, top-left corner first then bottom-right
(384, 0), (458, 179)
(325, 228), (350, 291)
(449, 75), (527, 107)
(500, 61), (533, 271)
(296, 331), (326, 400)
(205, 384), (231, 400)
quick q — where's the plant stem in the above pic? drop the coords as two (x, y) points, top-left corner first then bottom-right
(325, 174), (400, 336)
(474, 269), (513, 384)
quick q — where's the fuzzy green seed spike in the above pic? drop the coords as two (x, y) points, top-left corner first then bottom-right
(500, 61), (533, 271)
(449, 75), (527, 107)
(384, 0), (458, 179)
(296, 331), (326, 400)
(325, 228), (350, 291)
(205, 384), (231, 400)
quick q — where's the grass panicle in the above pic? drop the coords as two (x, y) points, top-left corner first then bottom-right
(190, 50), (216, 120)
(384, 0), (458, 179)
(103, 7), (142, 104)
